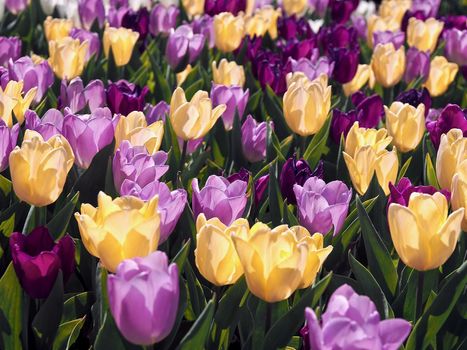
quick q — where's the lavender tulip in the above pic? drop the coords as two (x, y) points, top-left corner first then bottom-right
(426, 104), (467, 149)
(388, 177), (450, 209)
(227, 168), (250, 183)
(25, 109), (64, 140)
(166, 25), (205, 71)
(60, 77), (106, 114)
(0, 120), (19, 171)
(396, 88), (431, 117)
(78, 0), (105, 30)
(63, 107), (118, 169)
(106, 80), (148, 115)
(289, 52), (334, 82)
(373, 30), (405, 49)
(309, 0), (329, 17)
(178, 137), (204, 154)
(5, 0), (29, 15)
(149, 4), (179, 36)
(411, 0), (441, 18)
(294, 177), (352, 236)
(443, 29), (467, 66)
(241, 115), (271, 163)
(8, 56), (54, 104)
(303, 285), (411, 350)
(404, 47), (430, 83)
(211, 84), (249, 130)
(0, 37), (21, 66)
(107, 251), (179, 345)
(441, 15), (467, 31)
(192, 175), (248, 225)
(192, 15), (215, 49)
(70, 28), (101, 61)
(145, 101), (170, 124)
(108, 4), (130, 27)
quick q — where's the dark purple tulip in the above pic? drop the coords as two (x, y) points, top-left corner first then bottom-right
(280, 157), (314, 205)
(443, 29), (467, 66)
(278, 38), (317, 61)
(289, 55), (334, 82)
(25, 109), (63, 141)
(70, 28), (101, 61)
(331, 109), (358, 144)
(318, 25), (358, 53)
(227, 168), (250, 183)
(211, 84), (249, 130)
(395, 88), (431, 117)
(165, 25), (205, 71)
(330, 47), (359, 83)
(0, 37), (21, 67)
(277, 15), (313, 41)
(388, 177), (450, 209)
(252, 50), (290, 95)
(401, 10), (427, 32)
(5, 0), (29, 14)
(9, 227), (75, 299)
(411, 0), (441, 18)
(0, 66), (8, 88)
(309, 0), (329, 17)
(441, 15), (467, 31)
(246, 36), (263, 62)
(426, 104), (467, 149)
(78, 0), (105, 30)
(60, 77), (106, 114)
(122, 7), (150, 40)
(373, 30), (405, 50)
(204, 0), (246, 16)
(254, 174), (269, 205)
(106, 80), (149, 115)
(404, 47), (430, 84)
(145, 101), (170, 124)
(330, 0), (359, 24)
(149, 4), (179, 36)
(0, 119), (19, 172)
(192, 15), (215, 49)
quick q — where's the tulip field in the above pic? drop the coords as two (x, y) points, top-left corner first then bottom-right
(0, 0), (466, 349)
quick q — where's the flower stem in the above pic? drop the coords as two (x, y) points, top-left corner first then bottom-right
(416, 271), (425, 320)
(179, 140), (188, 172)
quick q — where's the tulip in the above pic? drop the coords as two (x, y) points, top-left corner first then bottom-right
(170, 87), (225, 141)
(426, 104), (467, 149)
(0, 86), (17, 128)
(43, 17), (73, 42)
(10, 227), (75, 299)
(436, 129), (467, 191)
(250, 49), (290, 94)
(404, 47), (430, 84)
(195, 214), (249, 286)
(330, 47), (360, 84)
(396, 88), (431, 117)
(343, 122), (398, 195)
(213, 12), (245, 53)
(121, 8), (150, 40)
(245, 6), (281, 39)
(182, 0), (205, 18)
(165, 25), (205, 71)
(318, 24), (358, 54)
(388, 192), (464, 270)
(204, 0), (246, 16)
(149, 4), (179, 36)
(303, 285), (411, 350)
(254, 174), (269, 205)
(283, 73), (331, 137)
(289, 55), (334, 83)
(114, 111), (164, 155)
(192, 15), (215, 48)
(241, 115), (271, 163)
(106, 80), (149, 115)
(424, 56), (459, 97)
(48, 37), (89, 80)
(78, 0), (105, 30)
(103, 26), (139, 67)
(407, 17), (444, 53)
(9, 130), (74, 207)
(0, 36), (21, 67)
(378, 0), (411, 25)
(70, 28), (101, 61)
(294, 177), (352, 236)
(371, 43), (405, 88)
(385, 102), (426, 153)
(25, 109), (63, 141)
(411, 0), (441, 18)
(443, 29), (467, 66)
(75, 192), (160, 272)
(0, 120), (19, 171)
(388, 177), (450, 209)
(282, 0), (307, 17)
(60, 77), (106, 114)
(452, 161), (467, 231)
(0, 80), (37, 126)
(210, 84), (249, 130)
(212, 59), (245, 87)
(366, 15), (400, 48)
(330, 0), (359, 24)
(107, 4), (130, 27)
(5, 0), (29, 14)
(373, 30), (405, 49)
(145, 101), (170, 124)
(342, 64), (372, 96)
(107, 251), (179, 345)
(308, 0), (328, 17)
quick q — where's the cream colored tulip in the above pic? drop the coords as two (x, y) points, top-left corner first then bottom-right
(371, 43), (405, 88)
(378, 0), (411, 26)
(436, 128), (467, 190)
(103, 26), (139, 66)
(244, 6), (281, 39)
(48, 37), (89, 80)
(213, 12), (245, 53)
(451, 160), (467, 231)
(212, 59), (245, 87)
(43, 16), (73, 42)
(424, 56), (459, 97)
(407, 17), (444, 53)
(282, 0), (307, 17)
(182, 0), (205, 18)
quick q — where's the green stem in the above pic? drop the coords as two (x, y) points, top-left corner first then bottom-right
(265, 302), (272, 333)
(416, 271), (425, 319)
(179, 140), (188, 172)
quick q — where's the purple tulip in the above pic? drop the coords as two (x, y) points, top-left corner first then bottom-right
(5, 0), (29, 14)
(9, 227), (75, 299)
(279, 157), (318, 205)
(302, 284), (411, 350)
(106, 80), (149, 115)
(251, 50), (291, 95)
(441, 15), (467, 31)
(401, 10), (427, 32)
(0, 66), (8, 88)
(318, 24), (358, 54)
(289, 53), (334, 82)
(107, 251), (179, 345)
(63, 107), (118, 169)
(254, 174), (269, 205)
(70, 28), (101, 61)
(278, 37), (317, 61)
(60, 77), (106, 114)
(192, 175), (248, 225)
(145, 101), (170, 124)
(351, 92), (384, 127)
(246, 36), (263, 61)
(211, 84), (249, 130)
(395, 88), (431, 117)
(166, 25), (205, 71)
(373, 30), (405, 49)
(192, 15), (215, 49)
(108, 5), (130, 27)
(309, 0), (329, 18)
(227, 168), (250, 183)
(241, 115), (271, 163)
(8, 56), (54, 104)
(351, 14), (367, 39)
(25, 109), (64, 140)
(330, 0), (359, 24)
(0, 37), (21, 67)
(278, 15), (313, 41)
(178, 136), (204, 154)
(404, 47), (430, 84)
(443, 29), (467, 66)
(149, 4), (179, 36)
(78, 0), (105, 30)
(330, 47), (359, 84)
(411, 0), (441, 18)
(204, 0), (246, 16)
(122, 7), (150, 40)
(426, 104), (467, 149)
(0, 120), (19, 171)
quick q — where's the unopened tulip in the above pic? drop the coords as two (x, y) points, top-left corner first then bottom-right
(436, 129), (467, 190)
(106, 79), (149, 115)
(103, 26), (139, 66)
(385, 102), (426, 153)
(149, 4), (179, 36)
(60, 77), (106, 114)
(241, 115), (271, 163)
(404, 47), (430, 84)
(107, 251), (179, 345)
(182, 0), (205, 18)
(212, 59), (245, 87)
(9, 130), (74, 207)
(213, 12), (245, 53)
(451, 161), (467, 231)
(342, 64), (372, 96)
(48, 37), (89, 80)
(114, 111), (164, 155)
(210, 84), (249, 130)
(283, 73), (331, 136)
(165, 25), (205, 71)
(289, 54), (334, 83)
(366, 15), (400, 48)
(388, 192), (464, 270)
(330, 47), (360, 84)
(0, 37), (21, 67)
(0, 80), (37, 126)
(0, 120), (19, 171)
(78, 0), (105, 30)
(43, 16), (73, 42)
(373, 30), (405, 49)
(75, 192), (160, 272)
(407, 17), (444, 53)
(424, 56), (458, 97)
(170, 87), (225, 140)
(195, 214), (250, 286)
(145, 101), (170, 124)
(24, 109), (63, 140)
(443, 29), (467, 66)
(426, 104), (467, 149)
(70, 28), (101, 61)
(343, 122), (398, 195)
(371, 43), (405, 88)
(282, 0), (307, 16)
(245, 6), (281, 39)
(121, 8), (150, 40)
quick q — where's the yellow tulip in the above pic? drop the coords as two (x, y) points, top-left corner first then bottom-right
(176, 64), (193, 86)
(451, 161), (467, 231)
(9, 130), (74, 207)
(343, 64), (372, 96)
(170, 87), (226, 141)
(182, 0), (205, 18)
(385, 102), (425, 153)
(48, 37), (89, 80)
(407, 17), (444, 53)
(213, 12), (245, 53)
(378, 0), (411, 26)
(0, 81), (37, 126)
(343, 122), (398, 195)
(114, 111), (164, 154)
(244, 6), (282, 39)
(0, 91), (17, 128)
(75, 192), (160, 272)
(282, 0), (307, 17)
(283, 73), (331, 136)
(43, 16), (73, 42)
(195, 214), (250, 286)
(371, 43), (405, 88)
(103, 26), (139, 67)
(436, 128), (467, 190)
(424, 56), (459, 97)
(388, 192), (464, 271)
(231, 222), (308, 302)
(367, 15), (400, 47)
(212, 59), (245, 87)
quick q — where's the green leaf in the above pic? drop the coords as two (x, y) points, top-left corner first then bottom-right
(0, 263), (23, 350)
(215, 277), (247, 329)
(264, 86), (289, 139)
(94, 312), (139, 350)
(47, 192), (79, 240)
(61, 292), (93, 323)
(171, 240), (191, 274)
(268, 162), (284, 226)
(52, 317), (86, 350)
(424, 153), (440, 189)
(177, 298), (215, 350)
(184, 263), (207, 318)
(185, 79), (205, 101)
(397, 156), (413, 181)
(303, 116), (331, 169)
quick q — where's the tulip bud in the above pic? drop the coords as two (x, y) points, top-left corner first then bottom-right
(424, 56), (458, 97)
(378, 0), (411, 25)
(78, 0), (105, 30)
(165, 25), (205, 71)
(436, 128), (467, 190)
(451, 161), (467, 231)
(443, 29), (467, 66)
(404, 47), (430, 84)
(407, 17), (444, 53)
(373, 30), (405, 49)
(43, 16), (73, 42)
(388, 192), (464, 271)
(0, 120), (19, 171)
(212, 59), (245, 87)
(106, 79), (149, 115)
(289, 54), (335, 83)
(241, 115), (271, 163)
(75, 192), (160, 272)
(149, 4), (179, 36)
(342, 64), (372, 96)
(48, 37), (89, 80)
(370, 43), (405, 88)
(9, 130), (75, 207)
(0, 36), (22, 67)
(211, 84), (249, 130)
(213, 12), (245, 53)
(385, 102), (425, 153)
(103, 26), (139, 67)
(330, 47), (360, 84)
